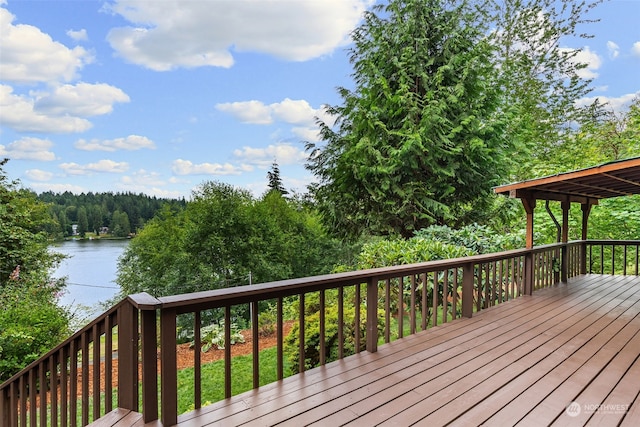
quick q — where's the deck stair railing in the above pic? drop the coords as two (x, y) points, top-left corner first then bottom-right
(1, 240), (638, 426)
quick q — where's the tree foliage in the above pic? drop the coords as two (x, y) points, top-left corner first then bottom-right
(307, 0), (510, 239)
(491, 0), (604, 179)
(0, 159), (69, 381)
(116, 181), (358, 301)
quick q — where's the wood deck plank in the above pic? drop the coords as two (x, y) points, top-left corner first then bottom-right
(362, 276), (640, 426)
(449, 283), (640, 426)
(220, 277), (603, 426)
(168, 275), (640, 427)
(179, 286), (568, 426)
(419, 282), (640, 426)
(178, 282), (567, 425)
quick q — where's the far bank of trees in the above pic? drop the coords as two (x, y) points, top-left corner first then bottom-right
(37, 191), (186, 238)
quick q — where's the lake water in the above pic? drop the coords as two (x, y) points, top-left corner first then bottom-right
(51, 239), (129, 311)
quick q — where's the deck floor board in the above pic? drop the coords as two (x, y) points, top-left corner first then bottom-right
(141, 274), (640, 427)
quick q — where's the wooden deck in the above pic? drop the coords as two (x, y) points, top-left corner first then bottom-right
(104, 274), (640, 426)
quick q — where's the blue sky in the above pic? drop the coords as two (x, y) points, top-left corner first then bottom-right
(1, 0), (639, 200)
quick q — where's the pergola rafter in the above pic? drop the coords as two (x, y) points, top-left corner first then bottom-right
(494, 156), (640, 249)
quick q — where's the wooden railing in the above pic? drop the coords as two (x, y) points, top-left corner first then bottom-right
(0, 293), (160, 427)
(2, 240), (637, 426)
(585, 240), (640, 276)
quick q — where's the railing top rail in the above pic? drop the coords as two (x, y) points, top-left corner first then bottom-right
(585, 239), (640, 245)
(0, 292), (155, 389)
(159, 242), (570, 311)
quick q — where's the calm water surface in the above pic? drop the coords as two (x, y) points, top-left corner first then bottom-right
(51, 239), (129, 310)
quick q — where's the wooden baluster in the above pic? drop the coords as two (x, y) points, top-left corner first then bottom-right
(385, 279), (391, 343)
(92, 324), (100, 422)
(277, 297), (284, 380)
(320, 290), (326, 363)
(397, 277), (403, 339)
(194, 311), (201, 409)
(410, 274), (416, 334)
(298, 294), (305, 372)
(355, 283), (361, 352)
(103, 316), (112, 414)
(252, 301), (259, 388)
(338, 287), (344, 359)
(50, 354), (57, 427)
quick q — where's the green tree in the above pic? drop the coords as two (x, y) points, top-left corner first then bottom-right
(491, 0), (604, 180)
(0, 159), (69, 381)
(77, 206), (88, 237)
(307, 0), (508, 239)
(110, 210), (131, 237)
(266, 161), (288, 196)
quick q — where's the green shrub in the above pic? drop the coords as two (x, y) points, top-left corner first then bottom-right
(283, 290), (384, 374)
(189, 321), (245, 352)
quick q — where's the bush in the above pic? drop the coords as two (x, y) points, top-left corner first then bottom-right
(0, 277), (69, 381)
(283, 290), (384, 374)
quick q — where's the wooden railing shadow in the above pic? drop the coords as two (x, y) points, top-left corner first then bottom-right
(2, 240), (638, 426)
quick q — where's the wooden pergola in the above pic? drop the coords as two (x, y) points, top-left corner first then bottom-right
(494, 156), (640, 249)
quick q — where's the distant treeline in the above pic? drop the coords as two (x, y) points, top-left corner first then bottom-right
(37, 191), (186, 238)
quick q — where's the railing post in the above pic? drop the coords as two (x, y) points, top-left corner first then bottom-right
(0, 387), (9, 427)
(580, 241), (588, 275)
(462, 262), (474, 318)
(561, 243), (568, 283)
(117, 301), (139, 411)
(161, 307), (178, 427)
(140, 307), (158, 422)
(524, 251), (534, 295)
(366, 276), (379, 353)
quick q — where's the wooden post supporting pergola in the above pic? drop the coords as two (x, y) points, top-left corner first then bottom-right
(494, 157), (640, 293)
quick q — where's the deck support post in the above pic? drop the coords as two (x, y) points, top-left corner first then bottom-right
(521, 195), (536, 250)
(581, 203), (592, 274)
(561, 200), (570, 283)
(462, 262), (474, 318)
(366, 277), (379, 353)
(161, 308), (178, 427)
(140, 308), (159, 423)
(117, 301), (138, 411)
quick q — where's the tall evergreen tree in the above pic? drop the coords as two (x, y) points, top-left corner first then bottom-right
(266, 161), (289, 196)
(307, 0), (508, 238)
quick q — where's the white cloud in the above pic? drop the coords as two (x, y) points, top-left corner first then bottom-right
(0, 84), (92, 133)
(34, 82), (130, 116)
(216, 98), (319, 125)
(0, 136), (55, 161)
(576, 91), (640, 113)
(633, 41), (640, 58)
(0, 7), (93, 84)
(117, 169), (185, 198)
(60, 159), (129, 175)
(24, 169), (54, 181)
(30, 182), (87, 194)
(292, 126), (321, 143)
(607, 41), (619, 59)
(0, 83), (129, 133)
(75, 135), (155, 152)
(233, 143), (308, 167)
(560, 46), (602, 79)
(171, 159), (252, 176)
(67, 29), (88, 41)
(216, 100), (273, 124)
(105, 0), (371, 70)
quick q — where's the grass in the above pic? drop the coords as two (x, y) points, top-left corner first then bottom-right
(176, 346), (289, 414)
